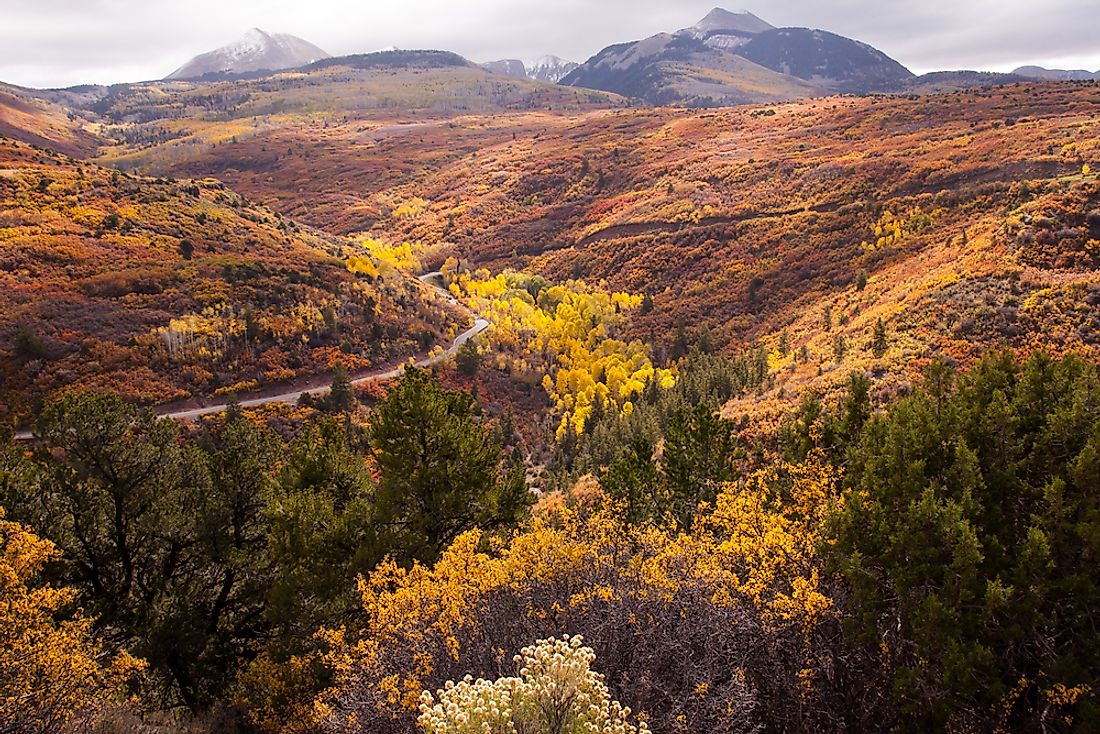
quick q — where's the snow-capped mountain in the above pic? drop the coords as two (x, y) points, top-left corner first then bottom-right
(526, 55), (580, 84)
(562, 7), (912, 106)
(166, 29), (330, 80)
(681, 8), (775, 38)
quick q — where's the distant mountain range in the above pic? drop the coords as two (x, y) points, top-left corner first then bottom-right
(156, 11), (1099, 104)
(480, 56), (580, 84)
(166, 28), (330, 80)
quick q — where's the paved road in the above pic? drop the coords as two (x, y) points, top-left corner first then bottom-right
(164, 316), (489, 421)
(14, 273), (484, 439)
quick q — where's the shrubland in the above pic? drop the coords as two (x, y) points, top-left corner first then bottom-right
(106, 82), (1099, 413)
(0, 367), (528, 722)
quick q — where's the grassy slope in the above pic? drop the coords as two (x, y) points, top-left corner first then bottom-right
(93, 64), (627, 172)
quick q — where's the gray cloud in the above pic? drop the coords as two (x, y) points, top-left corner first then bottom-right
(1, 0), (1098, 88)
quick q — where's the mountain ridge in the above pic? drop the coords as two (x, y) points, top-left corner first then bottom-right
(1013, 65), (1099, 81)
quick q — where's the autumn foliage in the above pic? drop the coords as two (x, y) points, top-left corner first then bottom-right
(0, 506), (143, 733)
(0, 137), (461, 422)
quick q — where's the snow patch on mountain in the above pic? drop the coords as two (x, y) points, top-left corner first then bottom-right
(682, 8), (775, 38)
(526, 55), (580, 83)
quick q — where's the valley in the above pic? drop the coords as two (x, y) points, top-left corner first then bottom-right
(2, 5), (1100, 734)
(80, 77), (1100, 414)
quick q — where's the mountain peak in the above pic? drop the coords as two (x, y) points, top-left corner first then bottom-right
(166, 29), (330, 80)
(693, 8), (775, 35)
(527, 55), (580, 83)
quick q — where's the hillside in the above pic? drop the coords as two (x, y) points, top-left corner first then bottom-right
(88, 80), (1100, 428)
(76, 54), (624, 175)
(560, 33), (821, 106)
(354, 85), (1096, 382)
(0, 83), (101, 157)
(481, 59), (528, 78)
(1014, 65), (1099, 81)
(0, 136), (464, 422)
(738, 27), (913, 92)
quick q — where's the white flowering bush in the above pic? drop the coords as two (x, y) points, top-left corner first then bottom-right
(417, 635), (650, 734)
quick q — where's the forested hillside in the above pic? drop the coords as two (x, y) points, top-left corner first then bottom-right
(4, 351), (1098, 732)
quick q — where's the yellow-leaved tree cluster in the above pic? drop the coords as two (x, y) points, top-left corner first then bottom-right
(442, 262), (675, 438)
(1, 507), (144, 733)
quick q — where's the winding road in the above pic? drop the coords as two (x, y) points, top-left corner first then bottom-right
(13, 273), (487, 439)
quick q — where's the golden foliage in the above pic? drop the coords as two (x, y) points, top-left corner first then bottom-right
(444, 267), (674, 437)
(863, 205), (940, 252)
(346, 254), (380, 279)
(318, 452), (840, 726)
(0, 506), (144, 733)
(361, 237), (423, 271)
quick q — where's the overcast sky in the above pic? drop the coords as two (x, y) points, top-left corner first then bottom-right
(1, 0), (1098, 89)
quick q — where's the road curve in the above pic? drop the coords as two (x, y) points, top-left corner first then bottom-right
(13, 274), (485, 439)
(164, 316), (489, 421)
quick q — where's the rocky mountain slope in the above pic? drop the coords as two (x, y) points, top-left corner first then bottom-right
(527, 55), (580, 83)
(562, 7), (913, 104)
(481, 55), (580, 83)
(738, 27), (912, 93)
(680, 6), (775, 51)
(560, 32), (821, 106)
(481, 59), (529, 78)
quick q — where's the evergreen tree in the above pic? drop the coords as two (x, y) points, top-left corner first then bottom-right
(871, 318), (888, 358)
(670, 324), (690, 363)
(833, 333), (847, 362)
(267, 418), (376, 654)
(329, 362), (355, 413)
(368, 369), (530, 563)
(831, 353), (1100, 731)
(455, 339), (480, 376)
(663, 404), (738, 529)
(9, 394), (216, 707)
(601, 437), (664, 525)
